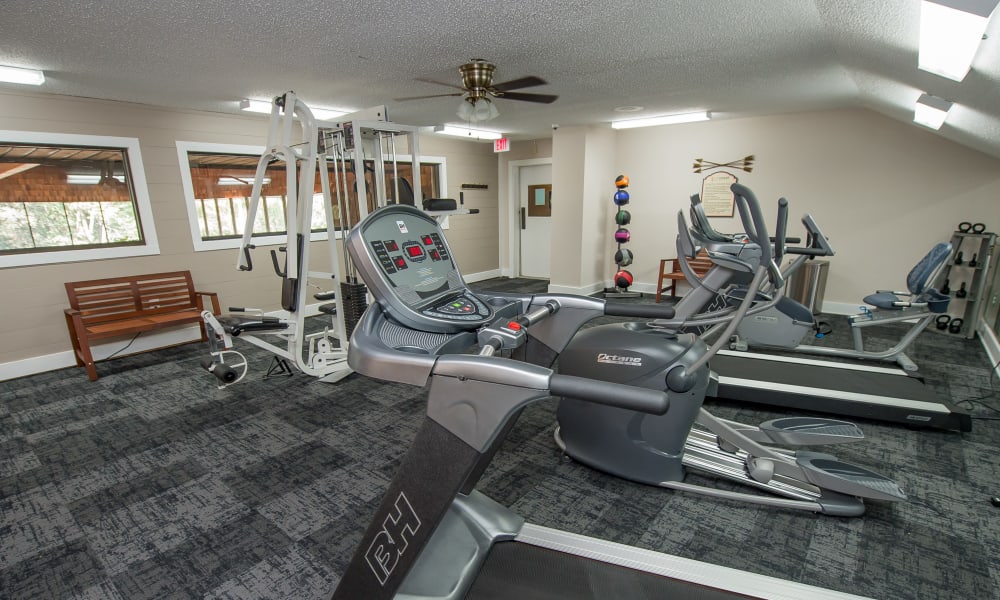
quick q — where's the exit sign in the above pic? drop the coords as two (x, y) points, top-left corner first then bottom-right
(493, 137), (510, 153)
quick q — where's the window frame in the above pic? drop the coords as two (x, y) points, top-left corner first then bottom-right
(0, 130), (159, 269)
(176, 141), (448, 252)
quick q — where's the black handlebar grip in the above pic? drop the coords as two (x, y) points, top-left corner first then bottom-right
(604, 303), (675, 319)
(239, 245), (254, 271)
(774, 197), (789, 262)
(550, 375), (669, 415)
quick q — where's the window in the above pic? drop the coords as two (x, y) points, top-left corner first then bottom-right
(0, 131), (157, 268)
(177, 141), (446, 251)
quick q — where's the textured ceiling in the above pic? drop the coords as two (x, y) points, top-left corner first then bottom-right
(1, 1), (999, 157)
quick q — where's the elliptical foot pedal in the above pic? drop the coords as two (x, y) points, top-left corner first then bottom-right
(759, 417), (864, 445)
(797, 453), (906, 502)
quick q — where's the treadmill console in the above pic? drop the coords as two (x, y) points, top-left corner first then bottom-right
(345, 205), (494, 333)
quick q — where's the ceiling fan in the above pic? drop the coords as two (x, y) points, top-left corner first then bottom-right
(395, 59), (558, 121)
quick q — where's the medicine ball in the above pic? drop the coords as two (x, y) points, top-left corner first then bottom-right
(614, 228), (630, 243)
(615, 174), (629, 188)
(613, 190), (630, 205)
(615, 248), (634, 266)
(614, 269), (634, 288)
(615, 210), (631, 226)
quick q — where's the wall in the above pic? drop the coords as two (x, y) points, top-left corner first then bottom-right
(610, 108), (1000, 309)
(0, 90), (499, 376)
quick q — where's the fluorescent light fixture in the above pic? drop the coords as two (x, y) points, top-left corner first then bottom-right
(240, 98), (346, 120)
(919, 0), (999, 81)
(67, 174), (124, 185)
(611, 111), (711, 129)
(240, 98), (273, 114)
(914, 93), (953, 129)
(0, 65), (45, 85)
(312, 107), (348, 120)
(433, 124), (503, 141)
(218, 176), (270, 185)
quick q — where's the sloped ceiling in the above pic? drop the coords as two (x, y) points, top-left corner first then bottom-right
(1, 1), (998, 157)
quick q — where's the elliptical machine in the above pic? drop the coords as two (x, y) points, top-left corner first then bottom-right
(685, 193), (952, 372)
(555, 183), (906, 516)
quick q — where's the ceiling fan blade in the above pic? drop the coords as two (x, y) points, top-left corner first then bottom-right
(491, 75), (548, 92)
(496, 91), (559, 104)
(414, 77), (466, 91)
(394, 92), (464, 101)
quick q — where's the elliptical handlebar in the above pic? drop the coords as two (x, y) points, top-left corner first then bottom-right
(786, 214), (836, 257)
(731, 183), (783, 288)
(774, 197), (789, 265)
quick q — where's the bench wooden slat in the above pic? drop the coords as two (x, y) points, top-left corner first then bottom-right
(64, 271), (219, 381)
(656, 249), (713, 302)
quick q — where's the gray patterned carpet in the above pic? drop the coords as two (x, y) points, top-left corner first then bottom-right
(2, 278), (999, 599)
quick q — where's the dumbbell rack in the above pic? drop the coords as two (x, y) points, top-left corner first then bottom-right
(934, 229), (996, 339)
(605, 175), (640, 298)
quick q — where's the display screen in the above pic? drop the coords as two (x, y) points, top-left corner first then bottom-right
(406, 245), (424, 258)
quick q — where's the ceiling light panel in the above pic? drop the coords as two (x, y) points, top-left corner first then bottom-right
(611, 112), (711, 130)
(914, 93), (953, 129)
(918, 0), (999, 81)
(0, 65), (45, 85)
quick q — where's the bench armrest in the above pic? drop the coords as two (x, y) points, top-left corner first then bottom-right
(195, 291), (222, 315)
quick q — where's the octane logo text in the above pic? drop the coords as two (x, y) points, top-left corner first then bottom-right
(596, 353), (643, 366)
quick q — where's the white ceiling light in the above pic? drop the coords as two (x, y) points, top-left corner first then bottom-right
(240, 98), (346, 120)
(918, 0), (999, 81)
(611, 111), (711, 130)
(433, 124), (503, 141)
(0, 65), (45, 86)
(457, 98), (499, 122)
(914, 93), (954, 129)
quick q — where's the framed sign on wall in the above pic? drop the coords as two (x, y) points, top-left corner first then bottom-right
(701, 171), (738, 217)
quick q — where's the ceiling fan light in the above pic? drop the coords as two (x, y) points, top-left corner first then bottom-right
(474, 99), (500, 121)
(457, 100), (475, 121)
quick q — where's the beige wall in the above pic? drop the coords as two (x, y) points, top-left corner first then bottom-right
(0, 90), (499, 370)
(610, 107), (1000, 305)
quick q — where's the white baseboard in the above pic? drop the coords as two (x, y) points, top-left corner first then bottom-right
(548, 281), (608, 296)
(0, 326), (203, 382)
(464, 269), (502, 283)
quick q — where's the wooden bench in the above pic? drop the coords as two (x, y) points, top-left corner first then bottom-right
(656, 249), (714, 302)
(64, 271), (221, 381)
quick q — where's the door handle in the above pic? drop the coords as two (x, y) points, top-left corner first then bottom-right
(520, 207), (526, 230)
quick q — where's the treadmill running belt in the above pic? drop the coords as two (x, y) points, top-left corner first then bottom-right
(465, 541), (760, 600)
(709, 353), (971, 431)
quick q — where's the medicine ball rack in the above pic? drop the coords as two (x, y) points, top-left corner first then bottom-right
(605, 174), (641, 298)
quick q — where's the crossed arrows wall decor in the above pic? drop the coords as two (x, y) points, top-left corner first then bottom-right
(692, 155), (755, 174)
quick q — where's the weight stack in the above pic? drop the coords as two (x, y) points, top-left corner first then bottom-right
(340, 280), (369, 339)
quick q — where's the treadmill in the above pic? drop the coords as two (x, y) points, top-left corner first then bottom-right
(708, 350), (971, 431)
(330, 204), (870, 600)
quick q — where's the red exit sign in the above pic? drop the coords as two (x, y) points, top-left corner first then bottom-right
(493, 137), (510, 153)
